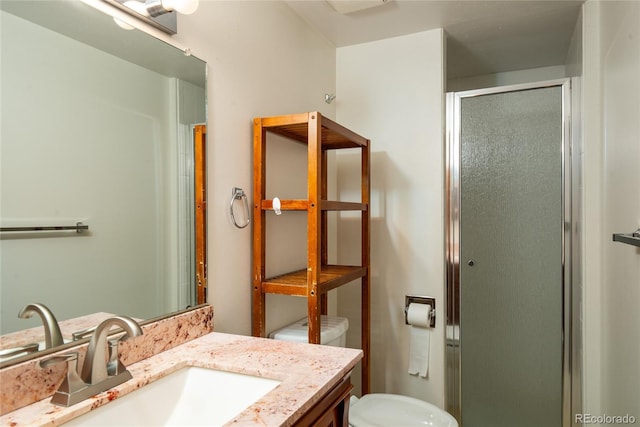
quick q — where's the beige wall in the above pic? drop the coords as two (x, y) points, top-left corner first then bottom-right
(582, 0), (640, 421)
(336, 30), (446, 403)
(171, 2), (337, 335)
(598, 0), (640, 417)
(582, 0), (605, 418)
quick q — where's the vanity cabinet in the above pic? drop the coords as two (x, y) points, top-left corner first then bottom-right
(252, 112), (371, 393)
(294, 375), (352, 427)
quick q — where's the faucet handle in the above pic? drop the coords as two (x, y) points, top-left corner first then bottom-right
(107, 336), (129, 376)
(72, 326), (97, 341)
(39, 352), (77, 370)
(39, 352), (87, 404)
(0, 342), (40, 359)
(106, 328), (141, 376)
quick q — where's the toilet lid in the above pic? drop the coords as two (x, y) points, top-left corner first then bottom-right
(350, 394), (458, 427)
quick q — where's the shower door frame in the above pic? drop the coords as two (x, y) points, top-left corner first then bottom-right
(445, 79), (582, 427)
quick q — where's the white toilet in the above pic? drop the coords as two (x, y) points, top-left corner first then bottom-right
(269, 315), (350, 347)
(349, 394), (458, 427)
(270, 316), (459, 427)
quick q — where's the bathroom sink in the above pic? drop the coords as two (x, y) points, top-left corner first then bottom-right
(63, 366), (281, 426)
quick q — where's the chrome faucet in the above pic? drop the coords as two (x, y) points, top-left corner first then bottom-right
(39, 316), (143, 406)
(81, 316), (142, 384)
(18, 303), (64, 348)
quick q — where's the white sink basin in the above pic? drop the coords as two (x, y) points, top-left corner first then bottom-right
(64, 366), (281, 426)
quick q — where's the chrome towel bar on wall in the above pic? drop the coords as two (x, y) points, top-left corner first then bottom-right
(0, 222), (89, 233)
(613, 229), (640, 248)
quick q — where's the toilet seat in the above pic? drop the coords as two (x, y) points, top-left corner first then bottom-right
(349, 394), (458, 427)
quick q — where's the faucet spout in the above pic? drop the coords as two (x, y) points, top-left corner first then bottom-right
(18, 303), (64, 348)
(81, 316), (142, 385)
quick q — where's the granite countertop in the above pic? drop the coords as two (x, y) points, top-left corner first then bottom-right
(1, 332), (363, 426)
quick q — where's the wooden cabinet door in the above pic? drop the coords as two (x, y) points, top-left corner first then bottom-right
(294, 375), (352, 427)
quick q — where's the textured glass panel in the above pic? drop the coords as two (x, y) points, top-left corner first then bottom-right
(459, 87), (563, 427)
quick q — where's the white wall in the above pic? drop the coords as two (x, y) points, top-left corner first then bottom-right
(168, 1), (338, 335)
(582, 0), (640, 420)
(599, 0), (640, 417)
(447, 65), (567, 92)
(565, 8), (583, 78)
(582, 1), (605, 419)
(0, 11), (174, 332)
(336, 30), (445, 403)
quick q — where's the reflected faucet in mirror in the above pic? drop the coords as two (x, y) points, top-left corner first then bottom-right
(18, 303), (64, 349)
(39, 316), (143, 407)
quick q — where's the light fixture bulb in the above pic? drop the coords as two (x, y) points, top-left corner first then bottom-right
(113, 17), (136, 30)
(162, 0), (199, 15)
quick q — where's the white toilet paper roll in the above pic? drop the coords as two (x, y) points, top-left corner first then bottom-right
(407, 303), (431, 378)
(406, 303), (431, 328)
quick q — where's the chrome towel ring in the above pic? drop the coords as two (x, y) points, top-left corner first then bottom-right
(230, 187), (250, 229)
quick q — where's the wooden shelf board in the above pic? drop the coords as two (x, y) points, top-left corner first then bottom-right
(259, 112), (369, 150)
(261, 199), (309, 211)
(262, 265), (367, 296)
(321, 201), (368, 211)
(320, 115), (369, 148)
(260, 200), (367, 211)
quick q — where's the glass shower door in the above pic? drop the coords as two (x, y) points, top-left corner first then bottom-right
(458, 86), (564, 427)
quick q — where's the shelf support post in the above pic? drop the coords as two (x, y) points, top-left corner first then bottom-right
(252, 118), (267, 337)
(321, 148), (329, 315)
(361, 140), (371, 394)
(307, 112), (322, 344)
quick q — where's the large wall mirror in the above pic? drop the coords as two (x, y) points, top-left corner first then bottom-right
(0, 0), (207, 365)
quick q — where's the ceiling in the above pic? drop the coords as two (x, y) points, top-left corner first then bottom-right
(284, 0), (584, 80)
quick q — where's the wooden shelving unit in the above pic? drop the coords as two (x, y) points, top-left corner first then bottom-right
(252, 112), (370, 394)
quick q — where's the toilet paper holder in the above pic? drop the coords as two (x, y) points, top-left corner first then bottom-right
(404, 295), (436, 328)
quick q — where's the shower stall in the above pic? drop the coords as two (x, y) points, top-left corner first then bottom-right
(445, 80), (581, 427)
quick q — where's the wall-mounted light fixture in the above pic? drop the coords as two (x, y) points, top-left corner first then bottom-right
(140, 0), (199, 17)
(103, 0), (199, 34)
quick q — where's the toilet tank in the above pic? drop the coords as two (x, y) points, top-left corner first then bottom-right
(269, 315), (349, 347)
